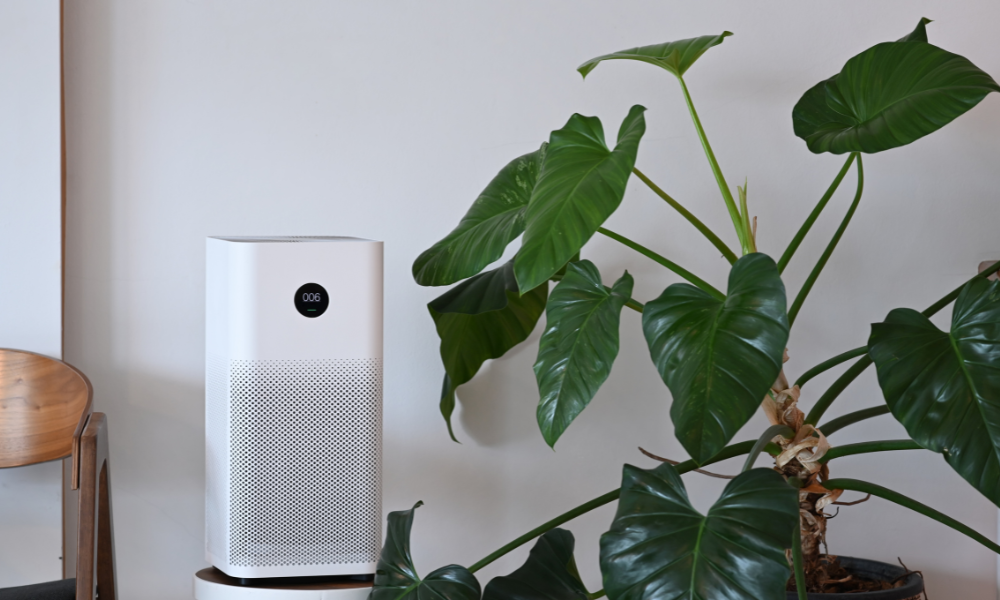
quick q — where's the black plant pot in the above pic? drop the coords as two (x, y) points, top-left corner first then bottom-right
(786, 556), (924, 599)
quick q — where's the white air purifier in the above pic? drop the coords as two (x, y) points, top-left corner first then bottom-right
(205, 236), (383, 579)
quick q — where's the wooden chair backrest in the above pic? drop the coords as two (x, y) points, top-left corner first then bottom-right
(0, 348), (92, 469)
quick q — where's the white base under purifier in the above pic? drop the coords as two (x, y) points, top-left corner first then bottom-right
(205, 236), (383, 579)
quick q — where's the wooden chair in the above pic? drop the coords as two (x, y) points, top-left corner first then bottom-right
(0, 349), (116, 600)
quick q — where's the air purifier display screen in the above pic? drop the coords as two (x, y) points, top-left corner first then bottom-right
(295, 282), (329, 317)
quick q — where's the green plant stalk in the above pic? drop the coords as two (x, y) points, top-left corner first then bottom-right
(466, 438), (777, 574)
(792, 519), (808, 600)
(804, 356), (872, 426)
(466, 488), (621, 574)
(788, 155), (864, 327)
(817, 405), (890, 436)
(923, 258), (1000, 318)
(823, 478), (1000, 555)
(587, 590), (606, 600)
(806, 257), (1000, 426)
(737, 183), (756, 253)
(794, 346), (868, 389)
(778, 153), (857, 274)
(624, 298), (644, 313)
(597, 227), (725, 300)
(603, 285), (645, 314)
(632, 167), (737, 264)
(673, 439), (782, 474)
(742, 424), (793, 472)
(677, 76), (748, 254)
(820, 439), (922, 463)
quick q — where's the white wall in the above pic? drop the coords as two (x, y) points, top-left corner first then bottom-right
(0, 0), (64, 587)
(62, 2), (1000, 598)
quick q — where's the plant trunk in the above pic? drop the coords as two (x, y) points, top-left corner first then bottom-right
(764, 362), (839, 590)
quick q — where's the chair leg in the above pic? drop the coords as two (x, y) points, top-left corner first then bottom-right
(76, 413), (115, 600)
(96, 463), (116, 600)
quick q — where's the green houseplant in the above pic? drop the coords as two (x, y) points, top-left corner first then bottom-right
(381, 18), (1000, 599)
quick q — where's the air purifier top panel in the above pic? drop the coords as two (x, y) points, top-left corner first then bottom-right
(206, 236), (382, 361)
(209, 236), (377, 244)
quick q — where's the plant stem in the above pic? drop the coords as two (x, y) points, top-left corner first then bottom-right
(632, 167), (738, 264)
(817, 405), (890, 436)
(792, 519), (808, 600)
(795, 346), (868, 389)
(587, 590), (606, 600)
(737, 182), (756, 253)
(805, 257), (1000, 427)
(923, 258), (1000, 318)
(788, 155), (864, 327)
(466, 438), (769, 573)
(804, 356), (872, 426)
(673, 439), (781, 473)
(820, 439), (922, 463)
(467, 488), (620, 574)
(603, 285), (645, 314)
(823, 478), (1000, 555)
(597, 227), (725, 300)
(625, 298), (644, 313)
(677, 76), (748, 254)
(742, 424), (793, 472)
(778, 153), (857, 274)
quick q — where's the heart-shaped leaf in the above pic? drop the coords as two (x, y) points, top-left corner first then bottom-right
(430, 261), (548, 440)
(869, 278), (1000, 505)
(793, 39), (999, 154)
(483, 529), (589, 600)
(535, 260), (633, 447)
(600, 464), (797, 600)
(514, 106), (646, 292)
(372, 501), (481, 600)
(414, 144), (546, 286)
(577, 33), (732, 79)
(642, 253), (789, 464)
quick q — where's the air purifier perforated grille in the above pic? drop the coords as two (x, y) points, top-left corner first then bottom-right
(227, 358), (382, 568)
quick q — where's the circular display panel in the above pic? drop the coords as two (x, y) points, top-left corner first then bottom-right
(295, 283), (329, 318)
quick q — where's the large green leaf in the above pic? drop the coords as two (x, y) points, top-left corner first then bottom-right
(577, 33), (732, 79)
(535, 260), (633, 447)
(372, 501), (481, 600)
(793, 39), (999, 154)
(600, 464), (797, 600)
(514, 106), (646, 292)
(414, 144), (546, 286)
(430, 261), (548, 440)
(868, 278), (1000, 505)
(642, 253), (788, 464)
(483, 529), (589, 600)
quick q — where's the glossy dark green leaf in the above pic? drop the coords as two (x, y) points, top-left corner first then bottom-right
(868, 278), (1000, 505)
(483, 529), (589, 600)
(372, 501), (481, 600)
(642, 253), (788, 464)
(600, 464), (797, 600)
(897, 17), (932, 43)
(414, 144), (546, 286)
(430, 261), (521, 315)
(430, 261), (548, 440)
(793, 40), (999, 154)
(577, 33), (732, 79)
(535, 261), (633, 447)
(514, 106), (646, 292)
(439, 374), (459, 443)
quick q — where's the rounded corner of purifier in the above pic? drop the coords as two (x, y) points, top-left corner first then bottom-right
(205, 236), (383, 578)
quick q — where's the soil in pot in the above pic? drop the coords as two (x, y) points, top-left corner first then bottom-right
(785, 556), (924, 599)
